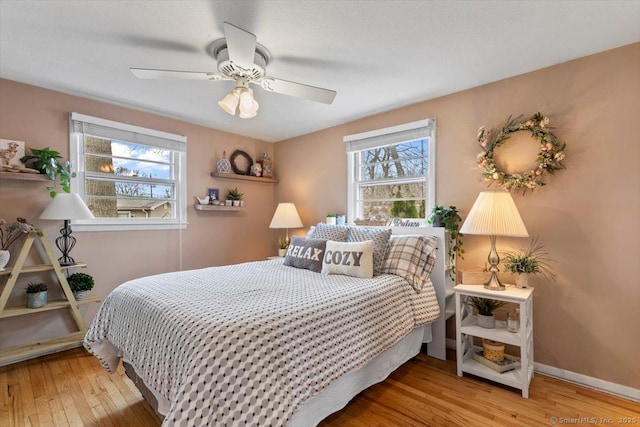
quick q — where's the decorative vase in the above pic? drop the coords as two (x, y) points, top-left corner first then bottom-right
(476, 314), (495, 329)
(482, 339), (505, 362)
(233, 200), (241, 207)
(0, 250), (9, 271)
(27, 291), (47, 309)
(278, 248), (287, 257)
(225, 199), (233, 206)
(515, 273), (530, 289)
(216, 151), (231, 174)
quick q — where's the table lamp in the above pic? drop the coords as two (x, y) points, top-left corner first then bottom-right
(40, 193), (94, 266)
(459, 191), (528, 290)
(269, 202), (303, 244)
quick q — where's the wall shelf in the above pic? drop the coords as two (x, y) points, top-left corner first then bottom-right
(0, 171), (49, 182)
(194, 204), (243, 211)
(211, 172), (277, 183)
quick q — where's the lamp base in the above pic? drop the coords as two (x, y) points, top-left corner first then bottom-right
(484, 235), (506, 291)
(56, 220), (77, 267)
(484, 272), (506, 291)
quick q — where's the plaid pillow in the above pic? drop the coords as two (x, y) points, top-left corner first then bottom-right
(381, 235), (438, 291)
(347, 227), (392, 275)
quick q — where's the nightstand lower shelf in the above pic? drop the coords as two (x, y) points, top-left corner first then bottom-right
(460, 345), (535, 390)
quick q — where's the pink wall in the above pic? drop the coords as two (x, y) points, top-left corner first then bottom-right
(0, 79), (277, 347)
(275, 43), (640, 389)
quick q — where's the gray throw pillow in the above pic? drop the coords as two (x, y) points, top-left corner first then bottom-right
(311, 223), (349, 241)
(283, 236), (327, 273)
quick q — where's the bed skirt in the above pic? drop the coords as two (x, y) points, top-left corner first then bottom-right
(124, 324), (429, 426)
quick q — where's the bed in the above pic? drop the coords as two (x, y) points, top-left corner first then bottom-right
(84, 226), (451, 426)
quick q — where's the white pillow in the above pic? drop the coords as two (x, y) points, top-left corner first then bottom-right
(322, 240), (374, 278)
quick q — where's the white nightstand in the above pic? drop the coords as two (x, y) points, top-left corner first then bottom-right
(455, 284), (534, 398)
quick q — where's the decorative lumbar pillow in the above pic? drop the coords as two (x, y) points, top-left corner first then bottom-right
(283, 236), (327, 273)
(347, 227), (392, 276)
(381, 235), (438, 291)
(311, 223), (349, 241)
(322, 240), (374, 279)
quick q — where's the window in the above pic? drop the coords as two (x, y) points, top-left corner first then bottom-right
(69, 113), (187, 231)
(345, 119), (435, 224)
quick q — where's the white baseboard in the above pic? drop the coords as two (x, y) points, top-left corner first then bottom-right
(444, 339), (639, 402)
(534, 362), (640, 403)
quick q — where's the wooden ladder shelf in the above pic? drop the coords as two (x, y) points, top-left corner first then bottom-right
(0, 230), (100, 366)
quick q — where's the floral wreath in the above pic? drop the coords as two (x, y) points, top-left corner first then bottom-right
(476, 112), (566, 193)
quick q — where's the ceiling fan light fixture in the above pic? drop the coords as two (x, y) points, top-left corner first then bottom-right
(238, 88), (259, 118)
(238, 107), (258, 119)
(218, 90), (240, 115)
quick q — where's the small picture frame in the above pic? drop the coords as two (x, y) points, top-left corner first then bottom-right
(0, 139), (25, 167)
(207, 188), (219, 201)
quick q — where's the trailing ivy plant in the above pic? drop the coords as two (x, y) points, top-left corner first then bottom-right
(20, 147), (75, 197)
(428, 205), (464, 278)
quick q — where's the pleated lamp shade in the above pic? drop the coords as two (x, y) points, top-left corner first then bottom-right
(460, 191), (528, 237)
(269, 203), (303, 229)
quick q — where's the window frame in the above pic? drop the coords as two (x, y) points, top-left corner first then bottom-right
(69, 112), (188, 231)
(345, 118), (436, 225)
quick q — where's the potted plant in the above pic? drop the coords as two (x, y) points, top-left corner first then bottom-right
(427, 205), (446, 227)
(67, 272), (95, 300)
(428, 205), (464, 277)
(26, 282), (48, 308)
(226, 187), (244, 207)
(468, 297), (506, 329)
(20, 147), (76, 198)
(502, 237), (554, 288)
(277, 237), (289, 257)
(326, 213), (337, 225)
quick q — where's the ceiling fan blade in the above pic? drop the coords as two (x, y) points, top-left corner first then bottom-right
(259, 77), (336, 104)
(223, 22), (257, 70)
(130, 68), (222, 81)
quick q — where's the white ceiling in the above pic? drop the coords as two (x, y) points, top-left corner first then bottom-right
(1, 1), (639, 142)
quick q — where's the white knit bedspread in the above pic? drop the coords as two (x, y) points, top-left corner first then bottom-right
(84, 259), (440, 426)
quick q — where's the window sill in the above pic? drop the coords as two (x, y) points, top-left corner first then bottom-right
(72, 222), (188, 232)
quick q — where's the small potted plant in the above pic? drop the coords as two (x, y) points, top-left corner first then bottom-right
(427, 205), (447, 227)
(326, 213), (337, 225)
(502, 237), (554, 288)
(468, 297), (506, 329)
(67, 272), (95, 300)
(427, 205), (464, 277)
(277, 237), (289, 257)
(20, 147), (76, 197)
(226, 187), (244, 207)
(26, 282), (48, 308)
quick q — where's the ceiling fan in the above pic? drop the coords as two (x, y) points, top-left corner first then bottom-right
(130, 22), (337, 118)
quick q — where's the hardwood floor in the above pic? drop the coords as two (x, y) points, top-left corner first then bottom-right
(1, 347), (638, 426)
